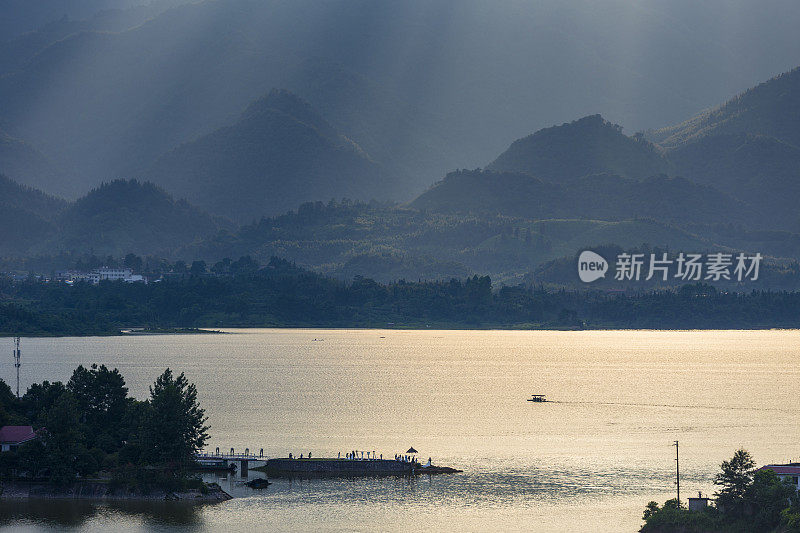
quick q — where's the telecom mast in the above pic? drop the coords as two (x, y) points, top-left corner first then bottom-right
(13, 337), (21, 398)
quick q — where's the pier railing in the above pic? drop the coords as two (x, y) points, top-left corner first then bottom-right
(196, 452), (267, 461)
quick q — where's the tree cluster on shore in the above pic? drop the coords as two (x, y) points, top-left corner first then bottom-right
(3, 257), (800, 336)
(641, 450), (800, 533)
(0, 365), (208, 491)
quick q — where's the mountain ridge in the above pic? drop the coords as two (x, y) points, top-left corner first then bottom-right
(487, 115), (671, 182)
(145, 89), (396, 222)
(411, 168), (752, 228)
(650, 67), (800, 149)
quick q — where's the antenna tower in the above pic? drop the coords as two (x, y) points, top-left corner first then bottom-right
(13, 337), (21, 398)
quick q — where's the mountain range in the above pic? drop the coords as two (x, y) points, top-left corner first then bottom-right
(3, 2), (800, 287)
(0, 173), (65, 256)
(0, 179), (225, 257)
(4, 60), (800, 285)
(4, 57), (800, 285)
(3, 0), (800, 200)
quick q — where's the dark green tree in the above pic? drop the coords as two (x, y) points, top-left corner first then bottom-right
(143, 369), (209, 468)
(746, 469), (797, 530)
(211, 257), (231, 274)
(21, 380), (66, 424)
(43, 391), (87, 484)
(642, 501), (660, 520)
(123, 253), (143, 272)
(67, 364), (130, 450)
(0, 379), (16, 425)
(230, 256), (259, 275)
(715, 449), (756, 514)
(642, 451), (800, 533)
(190, 260), (207, 276)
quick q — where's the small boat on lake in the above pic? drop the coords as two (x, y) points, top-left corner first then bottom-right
(527, 394), (547, 402)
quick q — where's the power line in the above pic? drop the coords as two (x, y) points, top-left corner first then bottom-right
(673, 440), (680, 507)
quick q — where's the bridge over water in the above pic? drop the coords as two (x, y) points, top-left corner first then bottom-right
(195, 449), (269, 475)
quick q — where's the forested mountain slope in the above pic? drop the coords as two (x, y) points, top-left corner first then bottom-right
(487, 115), (671, 181)
(145, 90), (394, 221)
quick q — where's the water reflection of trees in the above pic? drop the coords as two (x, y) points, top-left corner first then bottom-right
(0, 500), (204, 529)
(107, 501), (205, 528)
(0, 500), (98, 527)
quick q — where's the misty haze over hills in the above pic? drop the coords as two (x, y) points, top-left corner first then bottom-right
(3, 1), (800, 286)
(145, 89), (397, 221)
(3, 0), (800, 196)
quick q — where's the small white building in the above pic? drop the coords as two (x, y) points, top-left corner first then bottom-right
(89, 267), (144, 284)
(57, 268), (144, 284)
(688, 492), (710, 511)
(759, 464), (800, 490)
(56, 270), (91, 283)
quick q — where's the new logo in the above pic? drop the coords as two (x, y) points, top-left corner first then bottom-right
(578, 250), (608, 283)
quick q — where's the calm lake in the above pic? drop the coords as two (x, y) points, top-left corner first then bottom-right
(1, 329), (798, 532)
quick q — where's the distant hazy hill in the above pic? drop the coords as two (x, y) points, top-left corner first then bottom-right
(651, 67), (800, 149)
(642, 66), (800, 232)
(0, 128), (70, 196)
(0, 3), (455, 197)
(183, 200), (727, 284)
(668, 133), (800, 231)
(411, 169), (750, 227)
(0, 174), (66, 255)
(0, 0), (146, 38)
(487, 115), (671, 181)
(49, 180), (226, 256)
(146, 90), (394, 221)
(0, 1), (185, 75)
(4, 0), (800, 200)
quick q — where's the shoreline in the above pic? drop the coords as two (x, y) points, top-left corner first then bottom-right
(3, 325), (800, 338)
(120, 327), (226, 335)
(0, 481), (231, 503)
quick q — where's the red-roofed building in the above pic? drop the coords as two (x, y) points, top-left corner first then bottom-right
(0, 425), (39, 452)
(759, 464), (800, 490)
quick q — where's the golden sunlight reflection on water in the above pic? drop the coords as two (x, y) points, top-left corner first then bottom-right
(1, 329), (799, 532)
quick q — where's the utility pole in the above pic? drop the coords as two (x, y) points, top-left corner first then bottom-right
(673, 440), (680, 507)
(13, 337), (21, 398)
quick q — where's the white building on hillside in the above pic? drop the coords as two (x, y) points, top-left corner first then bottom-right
(89, 267), (144, 284)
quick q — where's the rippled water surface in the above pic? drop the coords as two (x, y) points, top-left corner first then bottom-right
(1, 329), (799, 532)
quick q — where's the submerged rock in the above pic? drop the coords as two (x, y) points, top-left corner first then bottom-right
(245, 478), (272, 489)
(418, 466), (462, 474)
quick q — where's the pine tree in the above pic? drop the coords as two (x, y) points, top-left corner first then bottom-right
(714, 449), (756, 515)
(144, 369), (209, 469)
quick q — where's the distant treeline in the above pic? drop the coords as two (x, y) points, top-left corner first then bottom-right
(2, 257), (800, 336)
